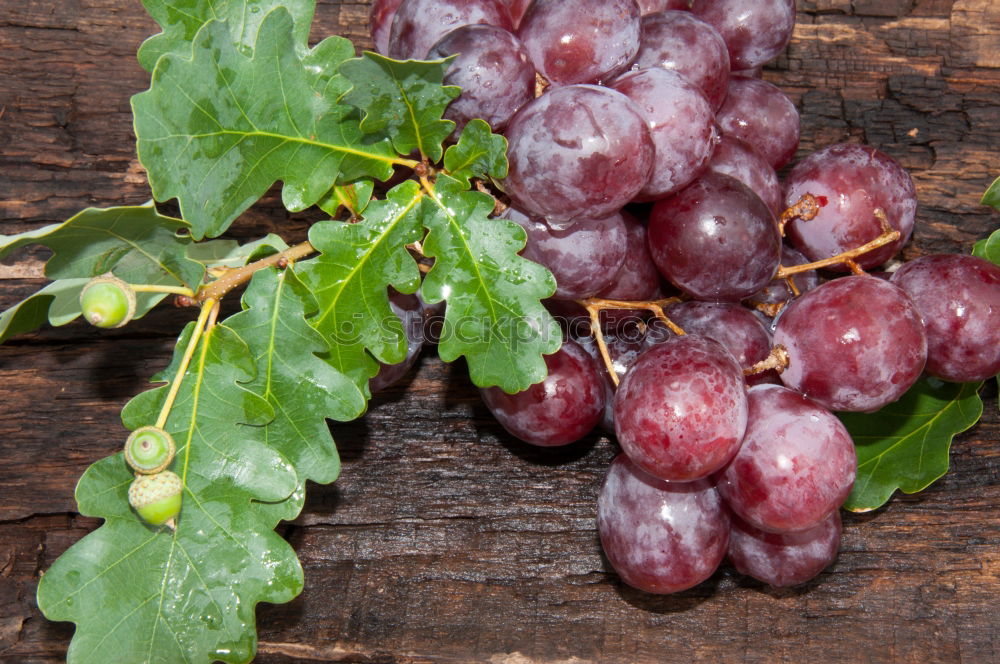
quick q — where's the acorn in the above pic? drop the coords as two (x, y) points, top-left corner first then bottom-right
(79, 274), (136, 328)
(124, 426), (176, 474)
(128, 470), (183, 527)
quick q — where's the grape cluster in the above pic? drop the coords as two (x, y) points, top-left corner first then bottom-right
(370, 0), (1000, 591)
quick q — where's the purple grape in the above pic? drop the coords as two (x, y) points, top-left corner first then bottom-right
(716, 76), (800, 169)
(480, 339), (604, 446)
(614, 334), (748, 482)
(728, 512), (842, 588)
(890, 254), (1000, 383)
(605, 319), (674, 382)
(774, 275), (927, 413)
(632, 10), (730, 110)
(370, 292), (424, 393)
(595, 212), (661, 302)
(610, 68), (717, 200)
(388, 0), (513, 60)
(370, 0), (406, 55)
(505, 207), (628, 300)
(598, 454), (730, 594)
(691, 0), (795, 70)
(503, 85), (654, 224)
(503, 0), (532, 27)
(427, 25), (535, 135)
(750, 245), (819, 309)
(665, 301), (771, 374)
(718, 384), (856, 534)
(706, 135), (781, 215)
(517, 0), (641, 86)
(783, 143), (917, 270)
(638, 0), (691, 13)
(647, 172), (781, 302)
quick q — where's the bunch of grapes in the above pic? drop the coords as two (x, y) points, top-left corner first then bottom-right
(370, 0), (1000, 591)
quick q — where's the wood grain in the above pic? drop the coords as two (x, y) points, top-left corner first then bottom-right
(1, 1), (999, 662)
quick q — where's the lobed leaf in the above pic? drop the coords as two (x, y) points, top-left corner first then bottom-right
(0, 278), (90, 343)
(317, 180), (375, 218)
(841, 378), (983, 512)
(186, 234), (289, 268)
(981, 174), (1000, 211)
(443, 119), (509, 188)
(420, 175), (560, 393)
(138, 0), (316, 71)
(340, 53), (459, 163)
(972, 229), (1000, 266)
(133, 8), (399, 239)
(37, 321), (302, 664)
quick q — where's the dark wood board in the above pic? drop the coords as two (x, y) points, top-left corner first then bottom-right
(2, 1), (1000, 662)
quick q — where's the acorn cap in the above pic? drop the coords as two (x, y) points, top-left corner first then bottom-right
(124, 426), (176, 474)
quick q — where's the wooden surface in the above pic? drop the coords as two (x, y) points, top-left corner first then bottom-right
(2, 1), (1000, 662)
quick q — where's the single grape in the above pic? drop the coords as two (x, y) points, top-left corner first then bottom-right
(614, 334), (748, 482)
(480, 339), (604, 446)
(783, 143), (917, 270)
(728, 512), (842, 588)
(598, 454), (730, 594)
(631, 10), (730, 110)
(706, 135), (782, 215)
(503, 85), (654, 224)
(388, 0), (513, 60)
(505, 207), (628, 300)
(502, 0), (532, 28)
(427, 25), (535, 135)
(517, 0), (641, 86)
(773, 275), (927, 413)
(718, 384), (855, 534)
(665, 301), (771, 375)
(647, 172), (781, 301)
(370, 292), (424, 394)
(369, 0), (405, 55)
(610, 67), (717, 200)
(691, 0), (795, 70)
(716, 76), (800, 169)
(890, 254), (1000, 382)
(595, 211), (661, 302)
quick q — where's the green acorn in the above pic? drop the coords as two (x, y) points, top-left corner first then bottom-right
(79, 275), (136, 329)
(124, 426), (176, 474)
(128, 470), (182, 527)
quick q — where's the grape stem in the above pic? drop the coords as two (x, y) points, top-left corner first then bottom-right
(775, 211), (899, 278)
(154, 298), (218, 430)
(744, 345), (790, 376)
(779, 193), (821, 236)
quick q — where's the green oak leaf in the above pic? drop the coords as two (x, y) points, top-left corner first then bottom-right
(0, 278), (89, 342)
(841, 378), (984, 512)
(317, 180), (375, 218)
(420, 174), (560, 393)
(38, 321), (300, 664)
(225, 267), (366, 521)
(444, 119), (509, 188)
(186, 234), (289, 268)
(133, 8), (399, 239)
(972, 229), (1000, 266)
(981, 174), (1000, 211)
(138, 0), (316, 71)
(0, 203), (204, 289)
(299, 180), (424, 391)
(340, 53), (459, 162)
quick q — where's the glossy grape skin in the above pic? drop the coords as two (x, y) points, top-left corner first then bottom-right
(595, 211), (663, 329)
(774, 275), (927, 413)
(632, 10), (730, 110)
(890, 254), (1000, 382)
(503, 0), (532, 27)
(388, 0), (513, 60)
(503, 85), (654, 224)
(369, 292), (424, 393)
(750, 245), (819, 309)
(718, 385), (855, 534)
(691, 0), (795, 70)
(505, 207), (628, 300)
(783, 143), (917, 270)
(517, 0), (641, 86)
(638, 0), (690, 13)
(665, 301), (771, 374)
(369, 0), (405, 55)
(598, 455), (730, 594)
(716, 76), (800, 169)
(648, 172), (781, 302)
(427, 25), (535, 135)
(480, 339), (604, 447)
(728, 512), (842, 587)
(610, 68), (717, 200)
(706, 135), (781, 215)
(614, 335), (747, 482)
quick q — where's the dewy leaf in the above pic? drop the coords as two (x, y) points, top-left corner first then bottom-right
(317, 180), (375, 218)
(299, 180), (424, 391)
(38, 321), (301, 664)
(0, 203), (204, 290)
(841, 378), (984, 512)
(186, 234), (289, 268)
(443, 119), (508, 188)
(0, 278), (89, 342)
(340, 52), (459, 163)
(133, 8), (400, 239)
(137, 0), (316, 72)
(972, 228), (1000, 266)
(981, 174), (1000, 211)
(420, 174), (560, 393)
(225, 267), (367, 521)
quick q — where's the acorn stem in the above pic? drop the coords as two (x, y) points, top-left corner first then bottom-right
(154, 298), (217, 430)
(132, 284), (196, 297)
